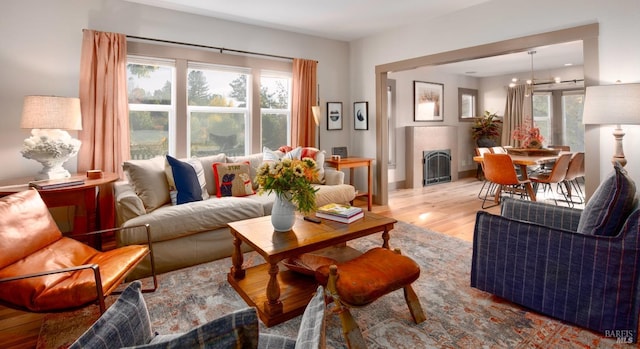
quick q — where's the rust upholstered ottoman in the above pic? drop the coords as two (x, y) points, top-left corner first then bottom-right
(315, 247), (425, 349)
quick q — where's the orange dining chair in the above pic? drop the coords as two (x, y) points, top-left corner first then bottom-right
(561, 152), (585, 206)
(481, 153), (534, 209)
(529, 153), (572, 206)
(475, 147), (495, 200)
(540, 145), (571, 172)
(490, 146), (507, 154)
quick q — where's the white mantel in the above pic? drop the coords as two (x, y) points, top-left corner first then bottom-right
(405, 126), (459, 189)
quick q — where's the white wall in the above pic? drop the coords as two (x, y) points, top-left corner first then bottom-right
(350, 0), (640, 191)
(0, 0), (350, 180)
(388, 68), (479, 183)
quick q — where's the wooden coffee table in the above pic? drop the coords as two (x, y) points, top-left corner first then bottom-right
(227, 211), (397, 326)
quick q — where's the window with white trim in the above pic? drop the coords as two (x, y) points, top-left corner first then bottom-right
(561, 90), (585, 151)
(125, 49), (292, 160)
(127, 57), (175, 159)
(187, 63), (251, 157)
(532, 92), (551, 143)
(260, 72), (291, 150)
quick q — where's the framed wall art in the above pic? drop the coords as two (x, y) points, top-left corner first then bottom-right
(354, 101), (368, 130)
(414, 81), (444, 121)
(326, 102), (343, 130)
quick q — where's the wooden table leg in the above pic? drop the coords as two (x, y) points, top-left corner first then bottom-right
(366, 162), (372, 211)
(382, 229), (390, 249)
(494, 184), (502, 204)
(264, 262), (283, 315)
(231, 234), (245, 279)
(516, 164), (537, 202)
(525, 183), (537, 202)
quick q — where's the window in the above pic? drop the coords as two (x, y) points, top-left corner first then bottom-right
(458, 88), (478, 121)
(188, 63), (250, 157)
(562, 90), (585, 151)
(260, 72), (291, 150)
(127, 57), (175, 159)
(125, 44), (293, 160)
(532, 92), (551, 142)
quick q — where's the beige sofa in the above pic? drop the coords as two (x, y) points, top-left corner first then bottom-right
(114, 150), (356, 279)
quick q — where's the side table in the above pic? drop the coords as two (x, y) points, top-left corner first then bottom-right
(0, 172), (119, 249)
(324, 157), (373, 211)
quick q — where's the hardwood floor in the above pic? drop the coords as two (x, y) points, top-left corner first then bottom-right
(0, 176), (582, 348)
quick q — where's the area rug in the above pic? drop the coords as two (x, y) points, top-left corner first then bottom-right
(38, 221), (630, 348)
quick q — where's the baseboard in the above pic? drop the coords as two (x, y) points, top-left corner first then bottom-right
(388, 180), (405, 190)
(458, 170), (477, 179)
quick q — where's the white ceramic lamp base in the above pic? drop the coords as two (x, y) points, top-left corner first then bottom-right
(21, 129), (81, 180)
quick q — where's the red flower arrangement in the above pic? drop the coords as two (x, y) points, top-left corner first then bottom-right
(511, 119), (544, 149)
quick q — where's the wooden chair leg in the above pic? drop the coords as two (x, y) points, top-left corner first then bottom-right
(392, 249), (426, 324)
(328, 265), (367, 349)
(403, 284), (426, 324)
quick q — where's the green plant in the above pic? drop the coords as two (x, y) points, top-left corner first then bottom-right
(471, 111), (502, 141)
(256, 158), (319, 214)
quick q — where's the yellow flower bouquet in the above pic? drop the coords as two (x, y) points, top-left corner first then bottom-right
(256, 158), (319, 214)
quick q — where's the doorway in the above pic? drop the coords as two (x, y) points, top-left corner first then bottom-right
(374, 23), (599, 205)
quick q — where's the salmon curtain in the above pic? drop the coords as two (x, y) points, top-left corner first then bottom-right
(78, 29), (130, 178)
(291, 59), (318, 148)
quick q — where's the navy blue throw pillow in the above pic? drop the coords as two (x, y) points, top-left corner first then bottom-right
(578, 162), (636, 236)
(166, 155), (203, 205)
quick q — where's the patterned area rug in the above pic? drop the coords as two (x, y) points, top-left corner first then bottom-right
(38, 221), (629, 348)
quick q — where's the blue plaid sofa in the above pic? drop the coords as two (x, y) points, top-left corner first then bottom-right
(471, 162), (640, 343)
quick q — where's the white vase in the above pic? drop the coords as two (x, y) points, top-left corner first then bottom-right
(271, 194), (296, 232)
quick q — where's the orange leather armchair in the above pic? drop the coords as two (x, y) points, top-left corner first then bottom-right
(0, 189), (157, 313)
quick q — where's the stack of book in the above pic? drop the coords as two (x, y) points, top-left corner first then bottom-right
(315, 203), (364, 223)
(29, 178), (85, 190)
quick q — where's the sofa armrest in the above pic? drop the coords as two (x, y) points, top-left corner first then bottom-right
(115, 181), (146, 225)
(500, 197), (582, 231)
(323, 168), (344, 185)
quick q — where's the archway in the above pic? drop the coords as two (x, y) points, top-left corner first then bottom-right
(374, 23), (599, 205)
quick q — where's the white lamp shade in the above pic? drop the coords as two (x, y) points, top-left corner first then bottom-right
(583, 83), (640, 125)
(20, 96), (82, 130)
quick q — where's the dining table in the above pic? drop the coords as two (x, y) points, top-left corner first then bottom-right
(473, 151), (570, 202)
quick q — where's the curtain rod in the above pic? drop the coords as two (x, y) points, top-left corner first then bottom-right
(534, 79), (584, 86)
(126, 34), (296, 61)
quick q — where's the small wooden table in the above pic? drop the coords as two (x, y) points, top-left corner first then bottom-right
(325, 157), (373, 211)
(0, 173), (119, 249)
(227, 211), (396, 326)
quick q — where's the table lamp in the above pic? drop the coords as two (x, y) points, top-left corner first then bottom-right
(582, 83), (640, 167)
(20, 95), (83, 180)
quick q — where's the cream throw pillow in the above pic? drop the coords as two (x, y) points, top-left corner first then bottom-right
(122, 157), (170, 213)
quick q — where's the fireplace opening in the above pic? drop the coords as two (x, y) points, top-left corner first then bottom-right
(423, 149), (451, 186)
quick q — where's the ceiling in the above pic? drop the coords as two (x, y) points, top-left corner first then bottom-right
(123, 0), (583, 77)
(435, 41), (583, 78)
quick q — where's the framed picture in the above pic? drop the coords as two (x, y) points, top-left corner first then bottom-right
(354, 101), (368, 130)
(414, 81), (444, 121)
(326, 102), (343, 130)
